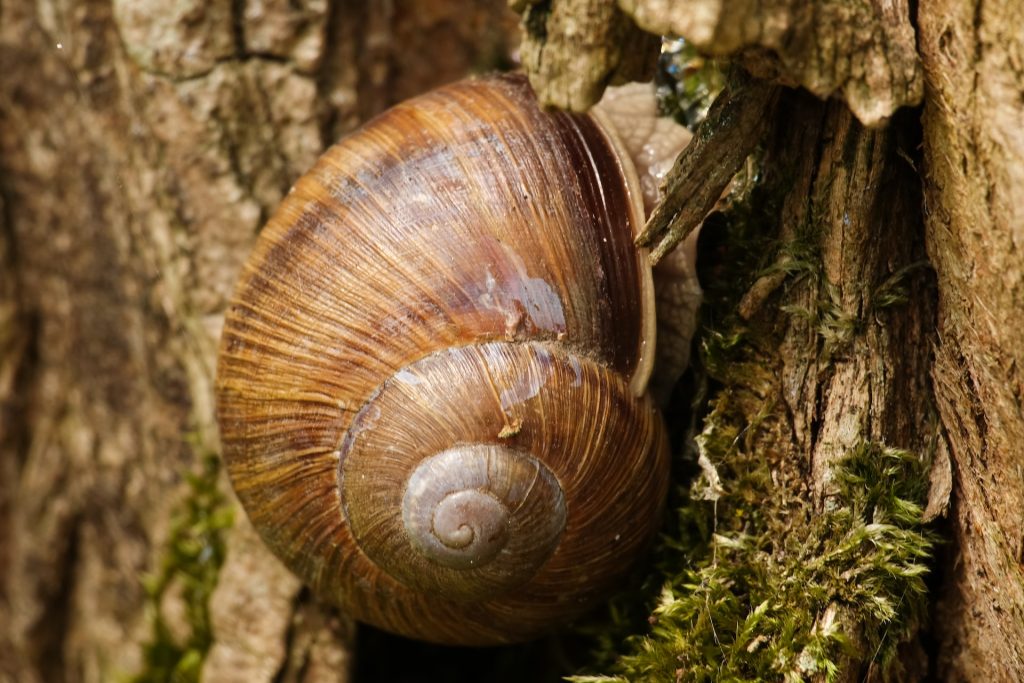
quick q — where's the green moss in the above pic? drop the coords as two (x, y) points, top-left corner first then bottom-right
(131, 451), (234, 683)
(771, 234), (930, 359)
(872, 261), (930, 310)
(572, 425), (934, 683)
(781, 281), (861, 356)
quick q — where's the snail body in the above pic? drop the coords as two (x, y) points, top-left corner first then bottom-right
(216, 75), (672, 645)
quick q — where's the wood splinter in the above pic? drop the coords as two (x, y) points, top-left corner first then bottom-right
(637, 73), (781, 264)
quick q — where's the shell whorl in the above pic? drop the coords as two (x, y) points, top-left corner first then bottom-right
(338, 340), (655, 608)
(400, 445), (565, 573)
(216, 75), (668, 645)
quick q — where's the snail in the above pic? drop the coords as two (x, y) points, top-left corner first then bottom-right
(215, 74), (699, 645)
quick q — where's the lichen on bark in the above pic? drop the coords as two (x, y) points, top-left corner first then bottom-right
(132, 451), (233, 683)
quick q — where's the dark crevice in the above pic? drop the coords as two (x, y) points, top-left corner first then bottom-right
(128, 51), (296, 85)
(0, 151), (25, 303)
(352, 623), (577, 683)
(270, 588), (308, 683)
(315, 0), (351, 147)
(0, 180), (35, 598)
(0, 310), (37, 471)
(216, 102), (253, 221)
(223, 61), (284, 226)
(523, 0), (552, 43)
(923, 489), (959, 682)
(231, 0), (247, 58)
(808, 377), (827, 460)
(28, 517), (80, 683)
(804, 100), (833, 211)
(240, 51), (290, 66)
(249, 75), (291, 223)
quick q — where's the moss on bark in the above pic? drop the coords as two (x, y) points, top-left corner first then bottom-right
(572, 86), (938, 681)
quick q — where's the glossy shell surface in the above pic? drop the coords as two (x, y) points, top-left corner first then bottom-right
(216, 75), (669, 644)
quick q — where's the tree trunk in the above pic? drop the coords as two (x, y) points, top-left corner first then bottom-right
(0, 2), (517, 682)
(919, 1), (1024, 678)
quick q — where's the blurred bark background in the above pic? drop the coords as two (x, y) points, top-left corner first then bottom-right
(1, 0), (1022, 681)
(0, 2), (516, 681)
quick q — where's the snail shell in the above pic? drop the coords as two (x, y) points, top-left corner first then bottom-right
(216, 74), (670, 645)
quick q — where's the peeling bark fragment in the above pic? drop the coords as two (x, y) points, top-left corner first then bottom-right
(514, 0), (659, 111)
(637, 74), (779, 264)
(617, 0), (923, 125)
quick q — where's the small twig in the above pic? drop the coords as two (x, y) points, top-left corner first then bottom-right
(637, 73), (780, 264)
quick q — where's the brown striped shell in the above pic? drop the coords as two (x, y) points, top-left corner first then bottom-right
(215, 74), (670, 645)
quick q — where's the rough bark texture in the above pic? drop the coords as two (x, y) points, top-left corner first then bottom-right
(0, 2), (517, 682)
(618, 0), (922, 125)
(3, 0), (1023, 680)
(725, 91), (935, 680)
(918, 0), (1024, 679)
(514, 0), (922, 125)
(764, 100), (934, 518)
(514, 0), (659, 111)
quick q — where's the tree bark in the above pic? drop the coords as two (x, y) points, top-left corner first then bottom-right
(0, 2), (517, 682)
(918, 1), (1024, 678)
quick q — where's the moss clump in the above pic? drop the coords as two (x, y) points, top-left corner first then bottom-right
(573, 421), (934, 682)
(132, 452), (233, 683)
(871, 261), (930, 311)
